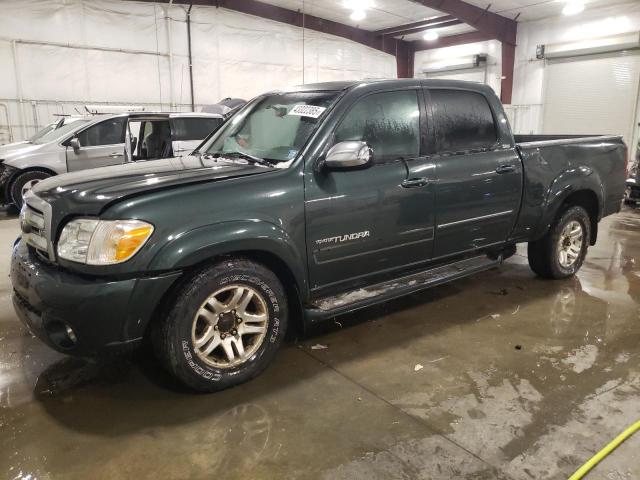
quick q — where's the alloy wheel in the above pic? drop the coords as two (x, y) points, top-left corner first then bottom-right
(191, 284), (269, 368)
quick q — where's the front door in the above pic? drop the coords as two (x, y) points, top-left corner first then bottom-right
(66, 117), (127, 172)
(304, 89), (436, 294)
(428, 88), (522, 258)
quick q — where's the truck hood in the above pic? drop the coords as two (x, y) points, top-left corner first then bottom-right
(32, 155), (276, 213)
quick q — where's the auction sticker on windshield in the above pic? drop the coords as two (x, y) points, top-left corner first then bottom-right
(288, 104), (326, 118)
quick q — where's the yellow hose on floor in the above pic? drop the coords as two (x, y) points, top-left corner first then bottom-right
(568, 420), (640, 480)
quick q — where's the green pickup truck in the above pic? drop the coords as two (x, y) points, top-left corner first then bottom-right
(11, 79), (627, 391)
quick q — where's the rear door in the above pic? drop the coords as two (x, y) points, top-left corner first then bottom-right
(65, 117), (127, 172)
(304, 88), (436, 294)
(170, 116), (224, 156)
(428, 88), (522, 258)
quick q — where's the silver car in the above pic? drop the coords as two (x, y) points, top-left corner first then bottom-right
(0, 112), (224, 208)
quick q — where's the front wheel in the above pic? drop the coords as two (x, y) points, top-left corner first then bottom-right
(10, 170), (52, 209)
(527, 206), (591, 279)
(153, 258), (288, 392)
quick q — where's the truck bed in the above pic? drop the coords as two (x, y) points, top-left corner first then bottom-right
(510, 134), (627, 244)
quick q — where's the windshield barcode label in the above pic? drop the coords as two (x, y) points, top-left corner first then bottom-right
(288, 105), (326, 118)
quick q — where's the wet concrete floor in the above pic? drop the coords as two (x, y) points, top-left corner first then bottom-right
(0, 208), (639, 479)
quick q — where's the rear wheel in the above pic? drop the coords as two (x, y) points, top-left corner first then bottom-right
(528, 206), (591, 279)
(153, 258), (288, 392)
(10, 170), (52, 209)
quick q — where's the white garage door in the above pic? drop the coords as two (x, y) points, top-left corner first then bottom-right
(423, 67), (486, 84)
(542, 51), (640, 146)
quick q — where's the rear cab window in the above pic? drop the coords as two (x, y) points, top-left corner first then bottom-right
(171, 117), (224, 141)
(429, 89), (497, 154)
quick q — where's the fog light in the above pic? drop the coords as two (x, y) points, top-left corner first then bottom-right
(46, 321), (78, 350)
(65, 325), (78, 343)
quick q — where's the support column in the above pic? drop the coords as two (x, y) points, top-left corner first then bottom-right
(501, 42), (515, 105)
(396, 41), (414, 79)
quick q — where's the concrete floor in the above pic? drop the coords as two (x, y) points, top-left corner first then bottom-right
(0, 209), (639, 480)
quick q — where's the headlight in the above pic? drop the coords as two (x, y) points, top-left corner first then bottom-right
(57, 218), (154, 265)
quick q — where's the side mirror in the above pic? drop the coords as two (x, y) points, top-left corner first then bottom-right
(69, 137), (81, 154)
(324, 141), (372, 170)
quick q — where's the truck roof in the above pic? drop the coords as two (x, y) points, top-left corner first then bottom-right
(281, 78), (495, 95)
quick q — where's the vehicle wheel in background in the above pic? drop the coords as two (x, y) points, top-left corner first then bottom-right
(153, 258), (288, 392)
(527, 205), (591, 279)
(10, 170), (52, 209)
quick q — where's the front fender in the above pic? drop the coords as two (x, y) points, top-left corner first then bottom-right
(533, 166), (604, 239)
(150, 219), (308, 295)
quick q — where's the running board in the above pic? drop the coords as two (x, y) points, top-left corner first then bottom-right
(304, 254), (502, 324)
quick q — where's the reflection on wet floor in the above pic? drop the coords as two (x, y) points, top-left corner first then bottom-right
(0, 209), (639, 479)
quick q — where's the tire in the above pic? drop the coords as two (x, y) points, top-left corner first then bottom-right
(527, 205), (591, 279)
(153, 258), (288, 392)
(10, 170), (52, 209)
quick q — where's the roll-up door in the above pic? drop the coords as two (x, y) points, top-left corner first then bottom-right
(542, 51), (640, 147)
(423, 67), (486, 84)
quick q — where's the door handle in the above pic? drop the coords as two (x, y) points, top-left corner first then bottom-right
(495, 164), (516, 174)
(109, 152), (124, 158)
(401, 177), (431, 188)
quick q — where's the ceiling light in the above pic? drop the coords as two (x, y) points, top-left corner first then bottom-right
(562, 1), (585, 16)
(350, 9), (366, 21)
(423, 30), (439, 41)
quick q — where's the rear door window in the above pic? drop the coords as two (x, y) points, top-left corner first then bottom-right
(76, 117), (126, 147)
(429, 89), (497, 154)
(334, 90), (420, 162)
(171, 117), (223, 141)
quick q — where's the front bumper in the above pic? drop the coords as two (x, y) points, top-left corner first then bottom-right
(625, 182), (640, 202)
(0, 164), (16, 205)
(10, 239), (181, 356)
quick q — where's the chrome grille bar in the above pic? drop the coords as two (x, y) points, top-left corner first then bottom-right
(21, 191), (55, 261)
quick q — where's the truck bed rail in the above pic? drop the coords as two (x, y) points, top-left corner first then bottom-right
(515, 134), (623, 149)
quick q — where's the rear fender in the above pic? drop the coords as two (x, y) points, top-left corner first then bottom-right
(533, 167), (604, 241)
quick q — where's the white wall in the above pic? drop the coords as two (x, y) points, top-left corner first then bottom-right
(413, 40), (503, 97)
(0, 0), (396, 142)
(511, 1), (640, 135)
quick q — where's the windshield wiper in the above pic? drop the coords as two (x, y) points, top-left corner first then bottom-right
(210, 151), (274, 167)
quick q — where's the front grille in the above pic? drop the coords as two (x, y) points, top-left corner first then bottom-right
(21, 194), (53, 260)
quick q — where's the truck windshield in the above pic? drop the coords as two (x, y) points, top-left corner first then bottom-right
(32, 119), (90, 145)
(203, 91), (339, 163)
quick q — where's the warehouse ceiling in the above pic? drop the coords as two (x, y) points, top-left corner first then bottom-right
(258, 0), (443, 30)
(260, 0), (636, 28)
(463, 0), (635, 21)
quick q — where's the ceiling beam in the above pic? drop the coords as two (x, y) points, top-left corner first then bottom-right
(132, 0), (408, 58)
(408, 0), (516, 45)
(412, 30), (493, 51)
(378, 19), (464, 38)
(375, 15), (456, 36)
